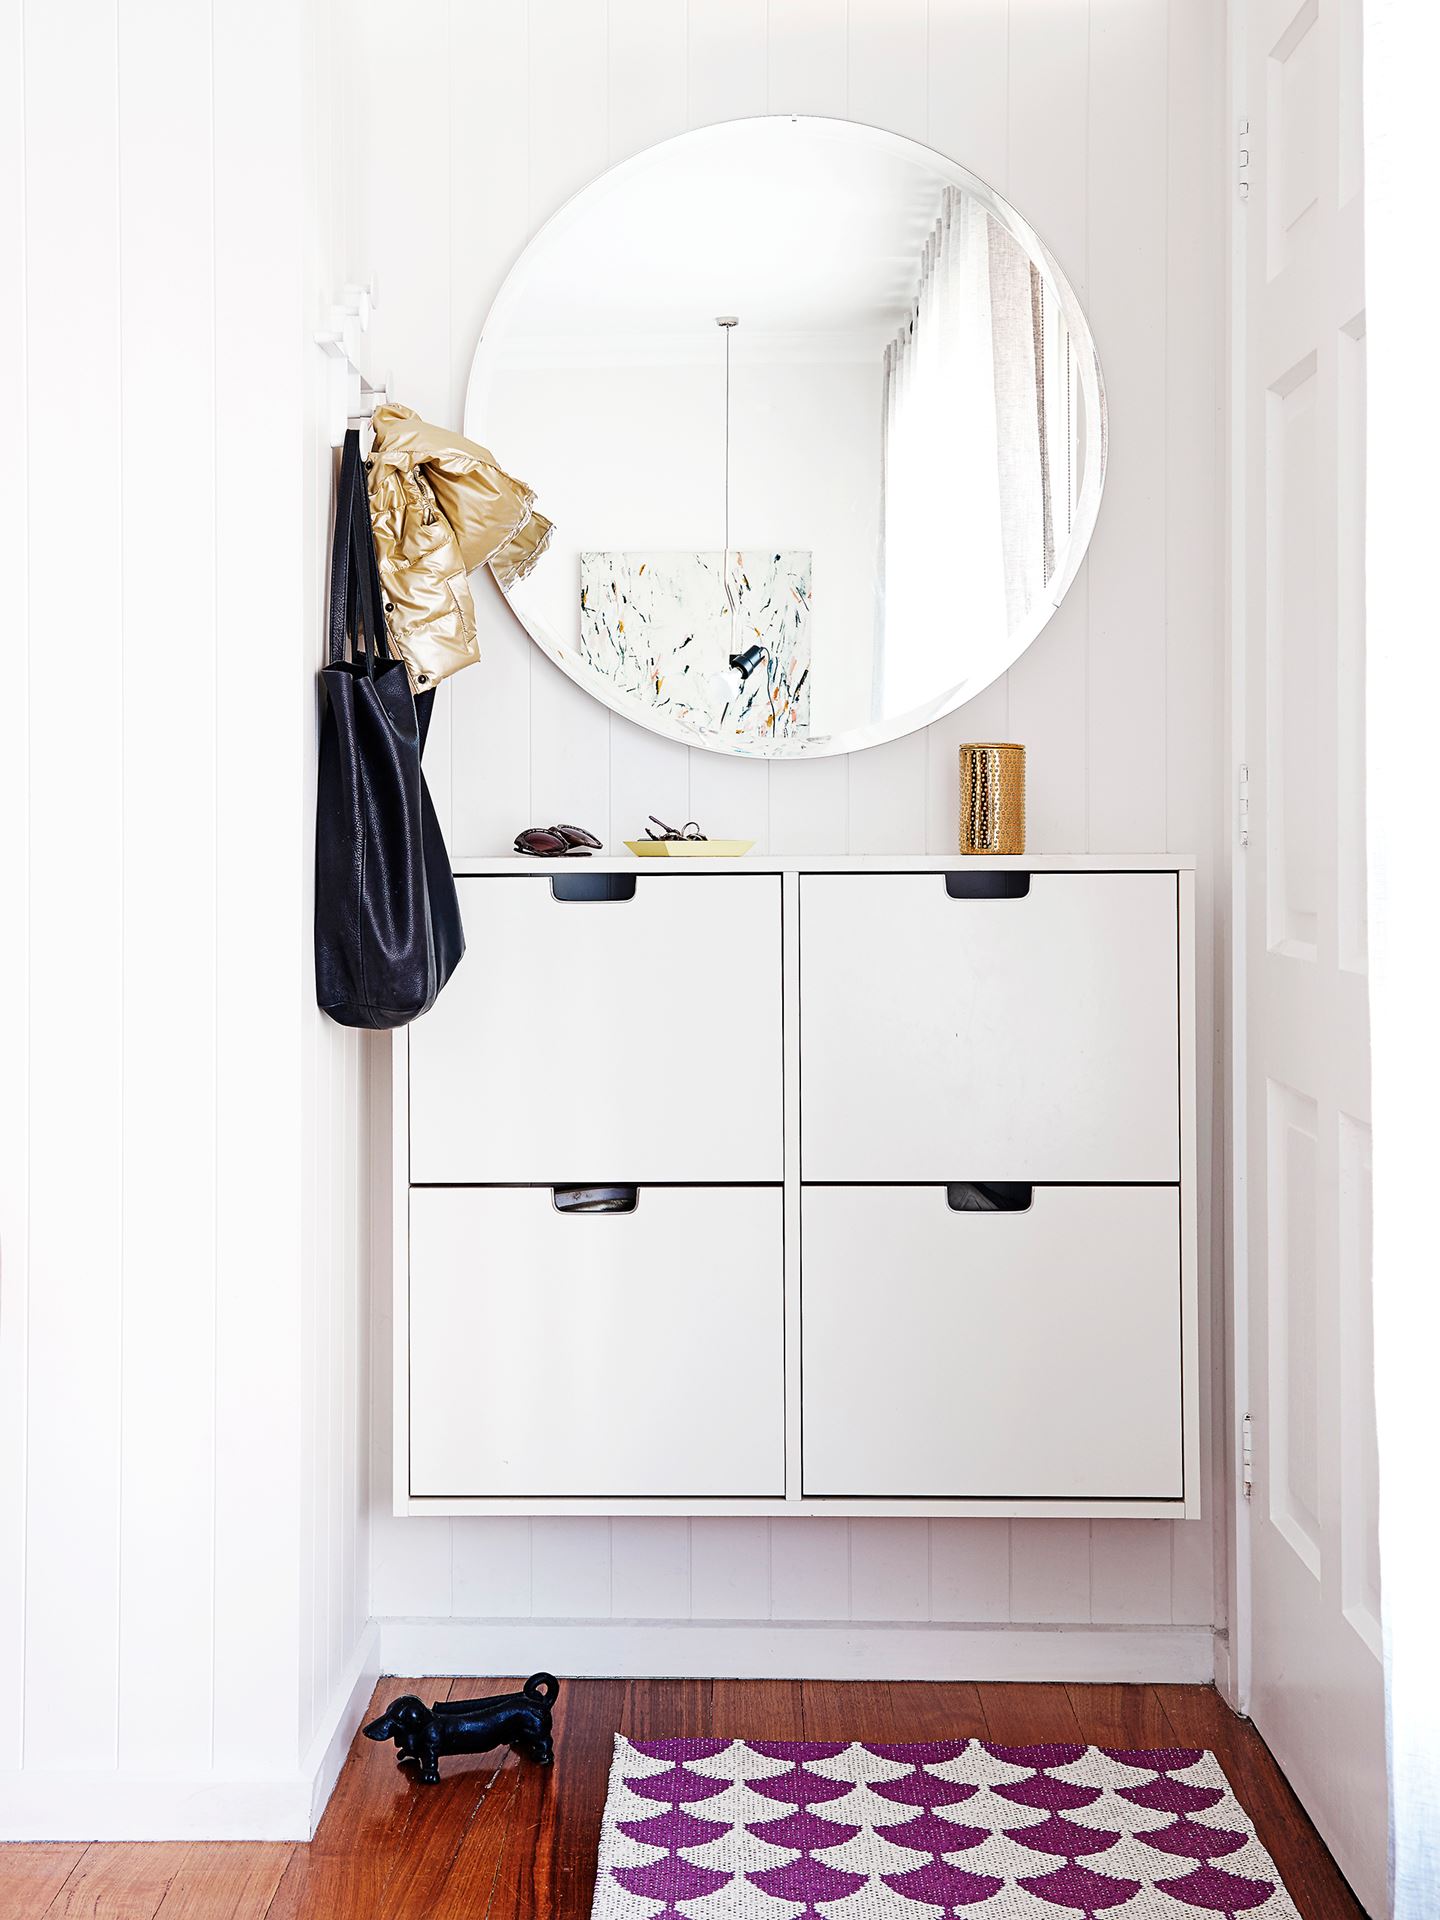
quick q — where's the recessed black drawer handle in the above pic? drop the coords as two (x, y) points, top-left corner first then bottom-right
(550, 874), (637, 902)
(945, 871), (1030, 900)
(946, 1183), (1033, 1212)
(552, 1185), (638, 1213)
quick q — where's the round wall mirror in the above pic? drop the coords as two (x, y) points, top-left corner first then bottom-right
(467, 116), (1105, 759)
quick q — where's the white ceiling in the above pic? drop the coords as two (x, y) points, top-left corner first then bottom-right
(490, 117), (951, 364)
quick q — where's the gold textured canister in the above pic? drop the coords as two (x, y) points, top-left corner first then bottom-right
(958, 743), (1026, 854)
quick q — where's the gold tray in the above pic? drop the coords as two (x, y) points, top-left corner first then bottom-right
(624, 839), (755, 858)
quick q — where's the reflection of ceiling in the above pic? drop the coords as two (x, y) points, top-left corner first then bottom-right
(491, 118), (949, 367)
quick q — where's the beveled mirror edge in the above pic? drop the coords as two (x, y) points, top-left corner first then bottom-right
(464, 114), (1107, 762)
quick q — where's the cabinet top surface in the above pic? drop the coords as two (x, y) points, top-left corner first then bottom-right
(452, 852), (1196, 875)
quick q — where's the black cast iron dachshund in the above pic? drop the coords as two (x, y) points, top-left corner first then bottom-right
(363, 1672), (559, 1784)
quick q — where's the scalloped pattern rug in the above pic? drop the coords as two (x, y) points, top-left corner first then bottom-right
(590, 1737), (1302, 1919)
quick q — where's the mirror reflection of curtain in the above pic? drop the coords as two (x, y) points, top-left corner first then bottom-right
(876, 190), (1066, 717)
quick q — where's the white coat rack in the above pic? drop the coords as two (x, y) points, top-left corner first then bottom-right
(315, 282), (391, 447)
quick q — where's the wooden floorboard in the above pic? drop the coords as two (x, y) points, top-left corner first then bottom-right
(709, 1678), (803, 1740)
(976, 1680), (1086, 1745)
(621, 1677), (713, 1739)
(801, 1679), (919, 1744)
(151, 1845), (294, 1920)
(1064, 1681), (1179, 1749)
(883, 1679), (989, 1741)
(0, 1681), (1370, 1919)
(481, 1675), (628, 1920)
(0, 1844), (88, 1920)
(37, 1842), (192, 1918)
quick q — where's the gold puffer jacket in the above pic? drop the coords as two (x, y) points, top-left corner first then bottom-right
(366, 404), (553, 690)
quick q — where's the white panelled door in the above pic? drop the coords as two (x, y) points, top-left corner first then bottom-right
(1241, 0), (1384, 1911)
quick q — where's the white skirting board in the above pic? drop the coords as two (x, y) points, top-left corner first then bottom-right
(303, 1620), (383, 1834)
(0, 1623), (380, 1843)
(378, 1618), (1217, 1687)
(0, 1620), (1220, 1841)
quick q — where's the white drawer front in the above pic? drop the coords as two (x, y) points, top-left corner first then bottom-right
(409, 1186), (785, 1497)
(410, 875), (783, 1182)
(801, 1185), (1183, 1498)
(800, 872), (1179, 1180)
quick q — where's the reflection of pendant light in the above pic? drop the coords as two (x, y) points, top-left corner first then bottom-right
(717, 314), (740, 635)
(709, 315), (775, 713)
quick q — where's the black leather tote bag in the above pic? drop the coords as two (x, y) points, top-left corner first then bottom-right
(314, 431), (464, 1028)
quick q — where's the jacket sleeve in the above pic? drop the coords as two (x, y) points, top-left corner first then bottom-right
(490, 511), (554, 592)
(372, 404), (548, 575)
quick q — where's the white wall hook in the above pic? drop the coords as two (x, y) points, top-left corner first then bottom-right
(315, 281), (389, 446)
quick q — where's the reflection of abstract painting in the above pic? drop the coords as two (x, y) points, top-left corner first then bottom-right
(579, 550), (812, 748)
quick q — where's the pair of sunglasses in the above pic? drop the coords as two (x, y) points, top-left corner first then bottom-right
(514, 823), (602, 858)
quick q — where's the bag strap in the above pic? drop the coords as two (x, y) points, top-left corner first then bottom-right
(328, 432), (360, 666)
(349, 471), (388, 669)
(328, 430), (395, 675)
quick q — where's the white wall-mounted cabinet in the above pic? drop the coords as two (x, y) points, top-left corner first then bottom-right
(410, 1184), (784, 1497)
(800, 1184), (1183, 1499)
(393, 855), (1199, 1519)
(800, 872), (1181, 1181)
(410, 874), (783, 1182)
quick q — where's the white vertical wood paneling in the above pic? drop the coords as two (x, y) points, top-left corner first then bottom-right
(1090, 1518), (1175, 1624)
(302, 0), (372, 1755)
(360, 11), (454, 428)
(530, 0), (609, 223)
(116, 0), (218, 1776)
(212, 0), (311, 1776)
(1086, 0), (1169, 854)
(847, 739), (928, 853)
(767, 0), (848, 117)
(529, 656), (613, 841)
(689, 753), (772, 853)
(1006, 3), (1091, 854)
(849, 0), (928, 138)
(689, 1519), (772, 1620)
(526, 0), (612, 844)
(453, 1518), (535, 1618)
(923, 682), (1011, 854)
(0, 0), (29, 1775)
(612, 1519), (693, 1619)
(363, 0), (1225, 1646)
(358, 0), (459, 854)
(928, 0), (1010, 186)
(452, 593), (535, 853)
(688, 0), (769, 126)
(1009, 1518), (1093, 1625)
(608, 0), (689, 162)
(3, 0), (373, 1812)
(1008, 602), (1091, 851)
(609, 721), (691, 849)
(849, 1520), (929, 1623)
(769, 1518), (850, 1620)
(1171, 1517), (1218, 1627)
(448, 0), (531, 426)
(531, 1517), (613, 1617)
(929, 1520), (1012, 1623)
(371, 1512), (454, 1619)
(768, 759), (850, 853)
(447, 0), (533, 854)
(21, 0), (125, 1774)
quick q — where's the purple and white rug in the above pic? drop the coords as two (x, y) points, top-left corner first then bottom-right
(591, 1738), (1302, 1919)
